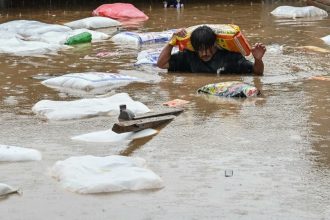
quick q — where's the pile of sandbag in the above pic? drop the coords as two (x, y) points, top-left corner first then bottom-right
(0, 20), (110, 55)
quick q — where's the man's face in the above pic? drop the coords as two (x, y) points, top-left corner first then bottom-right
(197, 46), (217, 62)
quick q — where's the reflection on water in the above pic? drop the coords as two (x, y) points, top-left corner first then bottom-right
(0, 1), (329, 219)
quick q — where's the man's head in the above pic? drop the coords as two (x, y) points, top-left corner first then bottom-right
(191, 25), (217, 62)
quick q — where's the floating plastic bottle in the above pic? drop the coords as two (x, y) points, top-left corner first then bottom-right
(65, 32), (92, 45)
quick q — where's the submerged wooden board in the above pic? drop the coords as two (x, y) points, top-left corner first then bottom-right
(112, 115), (176, 133)
(133, 108), (184, 120)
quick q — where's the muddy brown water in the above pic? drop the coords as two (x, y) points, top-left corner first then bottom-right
(0, 1), (330, 219)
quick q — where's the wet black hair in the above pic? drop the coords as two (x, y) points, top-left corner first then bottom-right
(190, 25), (217, 52)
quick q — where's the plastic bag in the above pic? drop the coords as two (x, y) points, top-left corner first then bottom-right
(174, 24), (251, 56)
(197, 81), (259, 98)
(65, 32), (92, 45)
(92, 3), (149, 21)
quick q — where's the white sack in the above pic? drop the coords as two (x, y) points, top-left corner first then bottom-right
(0, 36), (63, 56)
(42, 72), (141, 92)
(271, 6), (328, 18)
(0, 20), (69, 55)
(72, 128), (157, 143)
(71, 29), (110, 42)
(321, 35), (330, 45)
(0, 144), (42, 162)
(65, 17), (121, 29)
(26, 31), (69, 45)
(0, 20), (109, 55)
(0, 30), (24, 39)
(135, 47), (179, 66)
(28, 29), (109, 45)
(0, 183), (20, 197)
(111, 30), (175, 45)
(32, 93), (150, 121)
(51, 155), (164, 194)
(0, 20), (71, 37)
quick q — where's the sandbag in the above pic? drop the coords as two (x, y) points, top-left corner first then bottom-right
(26, 29), (109, 45)
(64, 17), (121, 29)
(42, 72), (141, 92)
(0, 183), (20, 197)
(71, 29), (110, 42)
(321, 35), (330, 45)
(32, 93), (150, 121)
(0, 20), (109, 55)
(50, 155), (164, 194)
(271, 6), (328, 18)
(135, 47), (179, 66)
(197, 81), (259, 98)
(0, 144), (42, 162)
(0, 20), (72, 37)
(111, 30), (175, 46)
(92, 3), (149, 21)
(71, 128), (157, 143)
(0, 36), (63, 56)
(174, 24), (251, 56)
(0, 20), (69, 55)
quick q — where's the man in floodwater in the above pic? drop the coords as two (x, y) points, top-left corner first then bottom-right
(157, 25), (266, 75)
(164, 0), (183, 8)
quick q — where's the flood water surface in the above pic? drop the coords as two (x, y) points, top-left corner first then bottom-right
(0, 1), (329, 219)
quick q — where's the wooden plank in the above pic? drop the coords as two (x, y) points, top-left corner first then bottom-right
(133, 108), (184, 120)
(112, 115), (176, 133)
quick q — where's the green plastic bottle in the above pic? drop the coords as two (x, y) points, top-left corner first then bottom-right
(65, 32), (92, 45)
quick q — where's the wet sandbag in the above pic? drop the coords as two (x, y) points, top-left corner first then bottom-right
(32, 93), (150, 121)
(321, 35), (330, 45)
(72, 128), (157, 143)
(72, 29), (110, 42)
(0, 20), (72, 37)
(0, 183), (21, 197)
(0, 144), (42, 162)
(111, 30), (175, 46)
(92, 3), (149, 21)
(271, 6), (328, 18)
(0, 35), (63, 56)
(174, 24), (251, 56)
(50, 155), (163, 194)
(135, 47), (179, 66)
(27, 29), (109, 45)
(64, 17), (121, 30)
(197, 81), (259, 98)
(42, 72), (141, 92)
(65, 32), (92, 45)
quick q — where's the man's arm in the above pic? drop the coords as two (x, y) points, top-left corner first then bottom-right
(252, 43), (266, 76)
(157, 44), (174, 69)
(157, 28), (187, 69)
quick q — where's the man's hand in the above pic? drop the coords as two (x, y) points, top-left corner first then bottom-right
(251, 43), (266, 60)
(158, 29), (187, 69)
(169, 28), (187, 46)
(251, 43), (266, 75)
